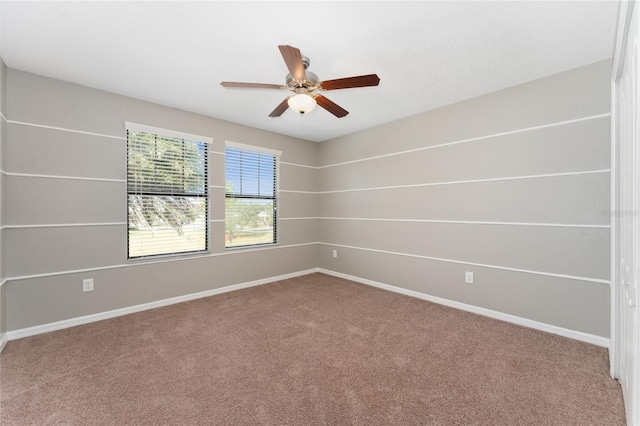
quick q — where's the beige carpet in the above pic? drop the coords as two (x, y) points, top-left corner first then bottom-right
(0, 273), (625, 425)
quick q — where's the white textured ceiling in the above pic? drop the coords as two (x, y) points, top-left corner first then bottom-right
(0, 1), (619, 142)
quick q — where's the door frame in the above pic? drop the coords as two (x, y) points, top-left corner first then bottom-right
(610, 0), (634, 380)
(611, 1), (639, 424)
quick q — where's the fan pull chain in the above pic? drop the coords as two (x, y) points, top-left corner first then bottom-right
(300, 112), (304, 133)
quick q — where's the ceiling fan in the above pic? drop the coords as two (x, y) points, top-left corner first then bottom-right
(221, 45), (380, 118)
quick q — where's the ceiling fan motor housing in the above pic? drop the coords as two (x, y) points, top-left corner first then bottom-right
(286, 72), (319, 91)
(285, 55), (320, 91)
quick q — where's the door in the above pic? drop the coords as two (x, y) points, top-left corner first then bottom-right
(615, 3), (640, 425)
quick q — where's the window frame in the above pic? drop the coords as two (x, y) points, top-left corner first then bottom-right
(224, 141), (281, 250)
(126, 122), (212, 261)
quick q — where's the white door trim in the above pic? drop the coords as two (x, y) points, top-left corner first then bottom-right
(612, 1), (639, 424)
(610, 0), (634, 380)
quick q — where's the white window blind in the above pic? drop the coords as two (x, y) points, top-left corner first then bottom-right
(127, 126), (208, 259)
(225, 145), (279, 248)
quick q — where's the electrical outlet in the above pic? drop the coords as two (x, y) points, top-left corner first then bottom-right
(83, 278), (94, 292)
(465, 271), (474, 284)
(332, 249), (338, 258)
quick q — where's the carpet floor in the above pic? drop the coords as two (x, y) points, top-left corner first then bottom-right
(0, 273), (625, 425)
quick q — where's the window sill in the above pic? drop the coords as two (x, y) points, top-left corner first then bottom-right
(225, 242), (278, 252)
(127, 251), (211, 263)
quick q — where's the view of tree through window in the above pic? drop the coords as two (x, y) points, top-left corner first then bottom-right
(127, 126), (208, 259)
(225, 146), (278, 248)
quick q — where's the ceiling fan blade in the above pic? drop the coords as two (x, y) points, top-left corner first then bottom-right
(315, 95), (349, 118)
(221, 82), (284, 90)
(269, 97), (291, 117)
(320, 74), (381, 91)
(278, 45), (307, 83)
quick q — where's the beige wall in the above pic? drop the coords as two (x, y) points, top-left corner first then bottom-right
(1, 59), (613, 341)
(318, 59), (612, 337)
(3, 69), (319, 330)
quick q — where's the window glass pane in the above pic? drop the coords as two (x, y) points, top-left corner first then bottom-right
(127, 128), (208, 259)
(128, 131), (206, 195)
(225, 148), (276, 197)
(225, 146), (278, 249)
(225, 198), (274, 248)
(259, 159), (275, 196)
(128, 195), (207, 257)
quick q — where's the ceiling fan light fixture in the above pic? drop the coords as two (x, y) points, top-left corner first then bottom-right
(287, 93), (317, 114)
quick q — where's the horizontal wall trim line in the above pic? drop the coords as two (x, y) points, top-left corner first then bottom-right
(316, 169), (611, 195)
(318, 217), (610, 229)
(4, 242), (319, 283)
(319, 242), (610, 285)
(319, 113), (611, 169)
(210, 150), (225, 156)
(4, 113), (608, 172)
(280, 189), (317, 194)
(280, 161), (318, 169)
(5, 269), (319, 342)
(2, 171), (126, 183)
(5, 167), (602, 193)
(2, 219), (315, 229)
(318, 269), (609, 347)
(5, 222), (125, 229)
(6, 118), (125, 140)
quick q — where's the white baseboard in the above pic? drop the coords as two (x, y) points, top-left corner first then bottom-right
(318, 268), (610, 348)
(0, 332), (7, 353)
(3, 267), (608, 350)
(5, 268), (319, 343)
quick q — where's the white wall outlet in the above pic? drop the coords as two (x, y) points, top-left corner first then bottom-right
(332, 249), (338, 258)
(465, 271), (474, 284)
(83, 278), (94, 292)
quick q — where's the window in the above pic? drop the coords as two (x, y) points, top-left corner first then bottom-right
(126, 123), (210, 259)
(225, 142), (280, 248)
